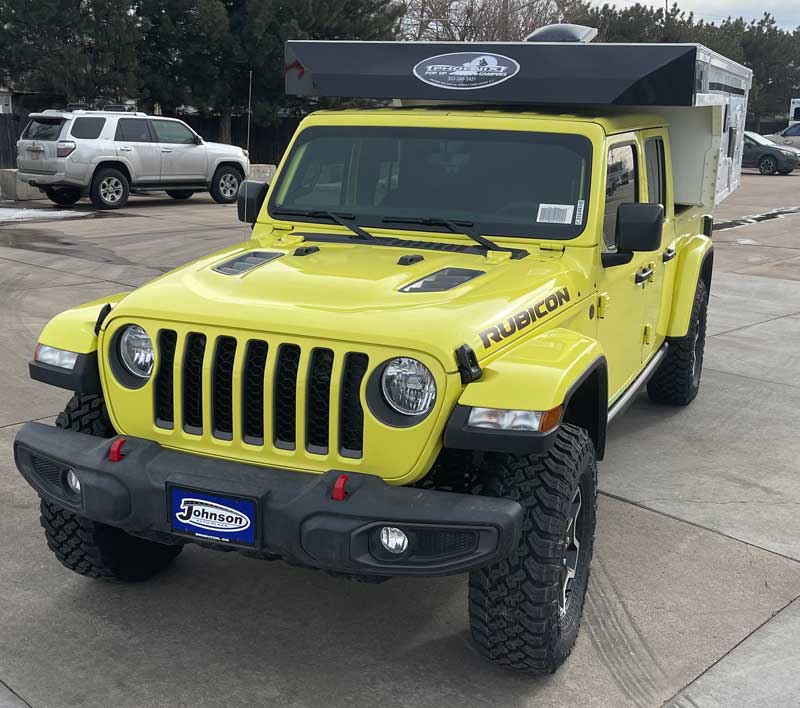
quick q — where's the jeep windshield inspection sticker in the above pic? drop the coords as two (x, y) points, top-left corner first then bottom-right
(537, 203), (575, 224)
(413, 52), (520, 90)
(170, 487), (256, 546)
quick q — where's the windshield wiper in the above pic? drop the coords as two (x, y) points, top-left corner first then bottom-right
(380, 216), (511, 254)
(273, 208), (375, 241)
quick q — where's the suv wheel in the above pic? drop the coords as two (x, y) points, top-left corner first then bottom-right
(166, 189), (193, 200)
(210, 165), (242, 204)
(469, 425), (597, 673)
(758, 155), (778, 175)
(90, 167), (130, 209)
(647, 279), (708, 405)
(41, 393), (183, 581)
(44, 188), (80, 206)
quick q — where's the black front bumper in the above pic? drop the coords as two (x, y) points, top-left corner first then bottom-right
(13, 423), (523, 577)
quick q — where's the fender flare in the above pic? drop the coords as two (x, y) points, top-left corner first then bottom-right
(31, 293), (129, 393)
(444, 328), (608, 458)
(666, 235), (713, 339)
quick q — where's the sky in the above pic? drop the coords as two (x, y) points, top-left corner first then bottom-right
(601, 0), (800, 29)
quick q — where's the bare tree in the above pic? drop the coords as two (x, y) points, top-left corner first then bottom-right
(402, 0), (561, 42)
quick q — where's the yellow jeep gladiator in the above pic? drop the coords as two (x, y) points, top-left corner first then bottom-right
(13, 27), (751, 673)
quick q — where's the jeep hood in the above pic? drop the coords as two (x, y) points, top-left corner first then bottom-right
(109, 238), (590, 370)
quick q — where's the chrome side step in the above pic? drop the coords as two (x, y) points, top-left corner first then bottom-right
(607, 343), (669, 423)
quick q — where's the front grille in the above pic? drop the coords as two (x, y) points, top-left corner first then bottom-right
(32, 456), (67, 489)
(153, 331), (369, 458)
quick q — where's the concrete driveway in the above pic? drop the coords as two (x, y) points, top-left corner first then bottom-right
(0, 183), (798, 708)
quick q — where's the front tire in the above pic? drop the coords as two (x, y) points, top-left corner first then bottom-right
(44, 188), (80, 206)
(41, 394), (182, 581)
(469, 425), (597, 673)
(759, 155), (778, 175)
(647, 279), (708, 405)
(89, 167), (130, 209)
(209, 165), (242, 204)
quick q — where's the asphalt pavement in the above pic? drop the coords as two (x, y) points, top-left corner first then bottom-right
(0, 180), (798, 708)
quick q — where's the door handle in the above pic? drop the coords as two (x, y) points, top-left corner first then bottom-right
(119, 146), (132, 152)
(634, 267), (654, 285)
(161, 148), (173, 153)
(662, 247), (677, 263)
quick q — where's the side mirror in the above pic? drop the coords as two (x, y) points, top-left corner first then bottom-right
(193, 134), (204, 145)
(237, 180), (270, 224)
(616, 202), (663, 252)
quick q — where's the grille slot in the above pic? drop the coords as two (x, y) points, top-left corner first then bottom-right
(274, 344), (301, 449)
(212, 336), (237, 440)
(242, 340), (268, 444)
(306, 348), (334, 454)
(32, 456), (66, 489)
(155, 330), (177, 428)
(339, 353), (369, 458)
(182, 333), (207, 434)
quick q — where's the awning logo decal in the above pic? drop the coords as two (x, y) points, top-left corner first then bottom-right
(412, 52), (520, 91)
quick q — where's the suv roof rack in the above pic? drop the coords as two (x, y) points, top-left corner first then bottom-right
(285, 31), (751, 107)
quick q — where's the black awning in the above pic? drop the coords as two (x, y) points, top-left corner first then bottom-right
(285, 41), (699, 107)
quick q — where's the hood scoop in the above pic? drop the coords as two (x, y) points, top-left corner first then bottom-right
(400, 267), (484, 293)
(213, 251), (283, 275)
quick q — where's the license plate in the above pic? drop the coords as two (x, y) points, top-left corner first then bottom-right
(29, 151), (40, 160)
(169, 486), (257, 546)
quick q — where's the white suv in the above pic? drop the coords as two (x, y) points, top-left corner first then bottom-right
(17, 110), (250, 209)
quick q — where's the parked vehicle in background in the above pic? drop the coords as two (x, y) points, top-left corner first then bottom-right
(790, 98), (800, 126)
(765, 123), (800, 154)
(742, 131), (799, 175)
(16, 110), (250, 209)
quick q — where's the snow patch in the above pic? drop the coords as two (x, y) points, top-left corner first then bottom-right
(0, 208), (92, 222)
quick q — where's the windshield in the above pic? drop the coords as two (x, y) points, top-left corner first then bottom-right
(269, 126), (592, 240)
(746, 132), (775, 147)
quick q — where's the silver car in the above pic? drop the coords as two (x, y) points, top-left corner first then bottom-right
(17, 110), (250, 209)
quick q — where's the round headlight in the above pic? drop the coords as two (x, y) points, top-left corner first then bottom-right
(119, 325), (154, 379)
(381, 357), (437, 416)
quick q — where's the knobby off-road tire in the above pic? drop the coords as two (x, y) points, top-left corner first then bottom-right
(42, 394), (182, 581)
(647, 279), (708, 405)
(469, 425), (597, 673)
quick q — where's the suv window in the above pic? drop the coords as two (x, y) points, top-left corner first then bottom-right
(22, 118), (64, 141)
(115, 118), (153, 142)
(70, 117), (106, 140)
(794, 107), (800, 121)
(152, 120), (196, 144)
(603, 144), (638, 250)
(645, 138), (666, 208)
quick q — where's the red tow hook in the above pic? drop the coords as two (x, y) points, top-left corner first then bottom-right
(332, 474), (349, 501)
(108, 438), (127, 462)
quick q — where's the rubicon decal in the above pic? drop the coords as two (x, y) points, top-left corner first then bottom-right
(413, 52), (520, 90)
(176, 498), (251, 533)
(480, 287), (571, 349)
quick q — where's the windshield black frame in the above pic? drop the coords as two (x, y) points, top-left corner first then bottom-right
(268, 126), (593, 241)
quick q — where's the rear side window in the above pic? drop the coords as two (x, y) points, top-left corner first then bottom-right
(22, 118), (64, 141)
(151, 120), (196, 144)
(645, 138), (666, 209)
(70, 117), (106, 139)
(794, 107), (800, 121)
(115, 119), (153, 142)
(603, 144), (639, 250)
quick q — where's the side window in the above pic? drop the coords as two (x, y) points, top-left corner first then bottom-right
(70, 117), (106, 140)
(645, 138), (666, 209)
(785, 124), (800, 137)
(603, 144), (638, 250)
(152, 120), (196, 144)
(115, 119), (153, 142)
(793, 107), (800, 121)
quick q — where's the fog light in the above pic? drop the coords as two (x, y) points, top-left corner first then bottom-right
(380, 526), (408, 554)
(66, 470), (81, 495)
